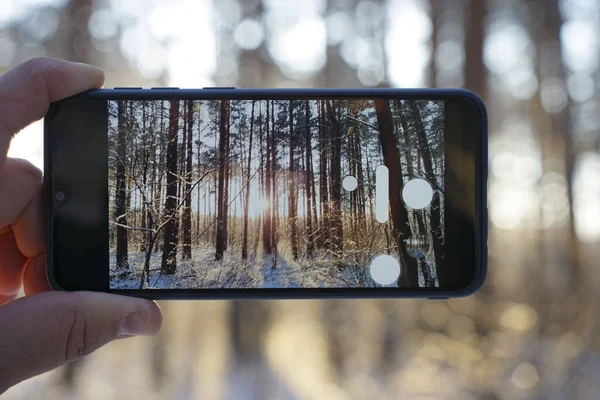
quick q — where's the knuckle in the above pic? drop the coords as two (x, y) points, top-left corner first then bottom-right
(20, 57), (54, 79)
(57, 294), (105, 364)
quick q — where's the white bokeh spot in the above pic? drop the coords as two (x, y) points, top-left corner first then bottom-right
(342, 175), (358, 192)
(370, 255), (401, 286)
(402, 179), (434, 209)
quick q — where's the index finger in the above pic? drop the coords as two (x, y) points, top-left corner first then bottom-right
(0, 57), (104, 165)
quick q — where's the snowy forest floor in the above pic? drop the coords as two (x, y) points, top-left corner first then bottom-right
(109, 245), (386, 289)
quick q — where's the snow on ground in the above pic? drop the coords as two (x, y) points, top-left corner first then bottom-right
(109, 246), (394, 289)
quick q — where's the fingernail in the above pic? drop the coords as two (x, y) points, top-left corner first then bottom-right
(117, 309), (153, 338)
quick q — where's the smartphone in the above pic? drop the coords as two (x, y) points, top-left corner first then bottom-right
(44, 88), (487, 299)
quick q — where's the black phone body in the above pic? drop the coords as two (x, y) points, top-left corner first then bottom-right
(44, 88), (487, 299)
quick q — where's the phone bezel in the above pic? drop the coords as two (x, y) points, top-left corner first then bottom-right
(44, 88), (487, 299)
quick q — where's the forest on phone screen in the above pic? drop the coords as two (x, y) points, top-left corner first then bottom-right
(108, 99), (444, 289)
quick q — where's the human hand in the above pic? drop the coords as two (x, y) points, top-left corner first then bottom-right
(0, 58), (162, 393)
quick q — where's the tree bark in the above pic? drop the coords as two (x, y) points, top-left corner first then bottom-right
(263, 101), (273, 255)
(215, 100), (230, 260)
(148, 101), (157, 251)
(196, 103), (202, 245)
(318, 100), (330, 249)
(182, 100), (194, 259)
(355, 126), (367, 232)
(270, 100), (278, 258)
(288, 100), (299, 259)
(154, 101), (166, 253)
(327, 101), (343, 257)
(139, 102), (149, 252)
(115, 100), (129, 270)
(408, 101), (444, 285)
(223, 103), (231, 251)
(305, 100), (314, 256)
(242, 100), (255, 260)
(160, 100), (180, 274)
(374, 99), (419, 287)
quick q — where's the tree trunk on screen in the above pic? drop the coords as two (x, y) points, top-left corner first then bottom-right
(374, 99), (418, 287)
(408, 101), (445, 285)
(257, 102), (264, 255)
(160, 100), (180, 274)
(270, 100), (278, 258)
(348, 130), (356, 235)
(153, 101), (165, 253)
(148, 102), (157, 251)
(223, 103), (231, 251)
(288, 100), (299, 259)
(140, 101), (149, 252)
(309, 125), (319, 247)
(263, 101), (273, 255)
(305, 100), (315, 256)
(115, 100), (129, 270)
(364, 136), (375, 231)
(196, 104), (202, 245)
(318, 100), (330, 249)
(327, 101), (343, 256)
(215, 100), (229, 260)
(355, 128), (367, 232)
(242, 100), (255, 260)
(175, 117), (183, 247)
(182, 100), (194, 260)
(213, 173), (218, 240)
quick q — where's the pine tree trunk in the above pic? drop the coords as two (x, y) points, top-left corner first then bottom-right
(154, 101), (166, 253)
(215, 100), (229, 260)
(148, 101), (157, 251)
(318, 100), (330, 249)
(174, 114), (183, 251)
(160, 100), (180, 274)
(263, 101), (273, 255)
(309, 124), (319, 247)
(257, 102), (264, 255)
(327, 101), (343, 257)
(270, 100), (278, 258)
(305, 100), (314, 256)
(196, 105), (202, 245)
(242, 101), (255, 260)
(408, 101), (444, 285)
(355, 127), (367, 232)
(374, 99), (419, 287)
(182, 100), (194, 259)
(213, 173), (218, 240)
(223, 103), (231, 251)
(115, 100), (129, 270)
(140, 101), (149, 252)
(288, 100), (299, 259)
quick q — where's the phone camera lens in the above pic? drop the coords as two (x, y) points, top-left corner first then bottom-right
(55, 191), (66, 202)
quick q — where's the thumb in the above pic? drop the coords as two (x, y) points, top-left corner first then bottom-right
(0, 291), (162, 392)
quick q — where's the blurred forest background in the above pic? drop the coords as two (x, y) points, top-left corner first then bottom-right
(3, 0), (600, 398)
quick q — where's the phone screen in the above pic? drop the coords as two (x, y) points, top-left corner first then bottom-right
(105, 99), (444, 289)
(46, 89), (486, 297)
